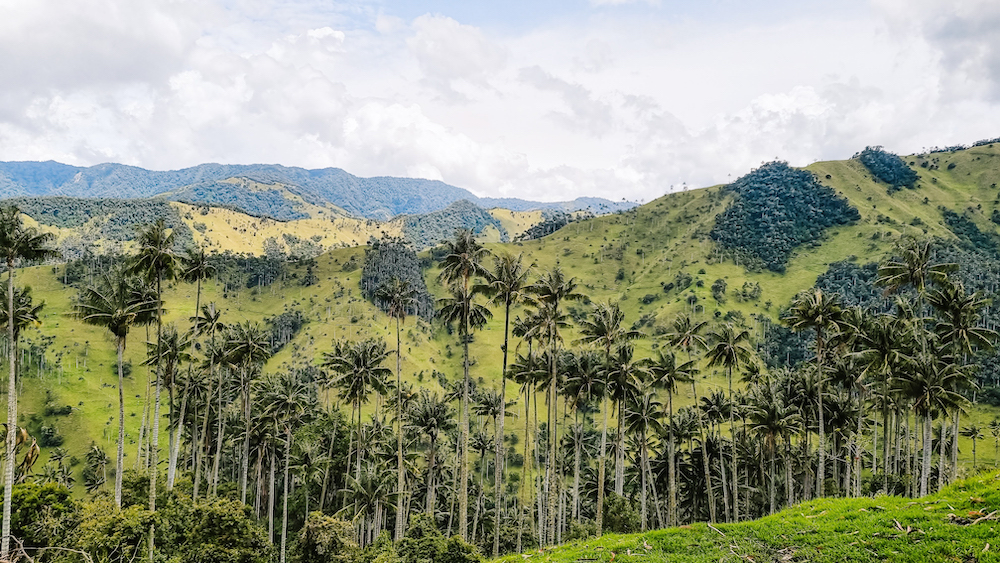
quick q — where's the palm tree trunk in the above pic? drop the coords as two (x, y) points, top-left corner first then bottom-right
(115, 337), (126, 508)
(546, 352), (558, 545)
(241, 371), (252, 504)
(268, 450), (276, 543)
(395, 317), (405, 542)
(640, 432), (648, 531)
(784, 434), (794, 508)
(769, 442), (777, 514)
(615, 399), (625, 497)
(460, 323), (470, 541)
(2, 263), (16, 561)
(494, 303), (511, 557)
(149, 273), (163, 563)
(950, 411), (959, 482)
(167, 375), (191, 490)
(193, 356), (215, 501)
(211, 371), (227, 497)
(938, 421), (948, 492)
(692, 380), (716, 524)
(815, 333), (825, 499)
(920, 414), (931, 496)
(668, 390), (676, 526)
(596, 395), (608, 535)
(728, 365), (739, 521)
(281, 428), (292, 563)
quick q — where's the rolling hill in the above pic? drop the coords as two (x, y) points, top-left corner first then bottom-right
(7, 141), (1000, 503)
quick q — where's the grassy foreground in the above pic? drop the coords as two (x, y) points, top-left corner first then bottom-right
(498, 472), (1000, 563)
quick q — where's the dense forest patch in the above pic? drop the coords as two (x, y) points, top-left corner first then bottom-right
(853, 146), (919, 193)
(360, 237), (435, 321)
(401, 200), (507, 249)
(710, 162), (860, 272)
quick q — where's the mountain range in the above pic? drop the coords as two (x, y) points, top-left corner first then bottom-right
(0, 161), (634, 221)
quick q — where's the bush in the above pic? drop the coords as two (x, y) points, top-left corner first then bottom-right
(0, 482), (75, 549)
(291, 512), (358, 563)
(602, 493), (639, 534)
(711, 279), (727, 303)
(397, 513), (483, 563)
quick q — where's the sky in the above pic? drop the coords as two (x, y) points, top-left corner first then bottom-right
(1, 0), (999, 203)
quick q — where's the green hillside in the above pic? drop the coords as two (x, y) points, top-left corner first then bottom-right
(10, 143), (1000, 480)
(496, 471), (1000, 563)
(6, 143), (1000, 562)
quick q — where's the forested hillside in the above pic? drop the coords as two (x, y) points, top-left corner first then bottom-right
(6, 142), (1000, 563)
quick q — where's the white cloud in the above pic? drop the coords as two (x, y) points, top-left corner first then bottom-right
(2, 0), (1000, 205)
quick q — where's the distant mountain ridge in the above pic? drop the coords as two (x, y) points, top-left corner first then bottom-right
(0, 160), (635, 220)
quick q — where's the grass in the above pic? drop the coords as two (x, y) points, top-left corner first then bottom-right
(497, 471), (1000, 563)
(5, 145), (1000, 491)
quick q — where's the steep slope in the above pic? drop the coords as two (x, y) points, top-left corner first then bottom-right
(8, 143), (1000, 489)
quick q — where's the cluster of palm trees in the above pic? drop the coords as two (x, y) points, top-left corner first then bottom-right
(4, 212), (998, 563)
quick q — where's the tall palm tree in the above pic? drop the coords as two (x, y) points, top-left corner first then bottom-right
(624, 387), (663, 531)
(191, 303), (225, 500)
(705, 324), (753, 521)
(128, 218), (178, 561)
(0, 204), (55, 561)
(562, 349), (604, 523)
(665, 314), (714, 523)
(605, 343), (646, 499)
(174, 246), (215, 490)
(648, 350), (696, 526)
(225, 321), (272, 503)
(437, 228), (490, 541)
(76, 269), (156, 507)
(322, 338), (391, 482)
(748, 386), (802, 514)
(408, 389), (456, 519)
(784, 289), (843, 499)
(528, 267), (581, 544)
(261, 371), (314, 563)
(960, 423), (984, 470)
(577, 300), (642, 536)
(376, 277), (417, 541)
(898, 351), (968, 495)
(478, 251), (532, 556)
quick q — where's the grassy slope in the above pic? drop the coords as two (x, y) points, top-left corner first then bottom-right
(7, 145), (1000, 486)
(496, 472), (1000, 563)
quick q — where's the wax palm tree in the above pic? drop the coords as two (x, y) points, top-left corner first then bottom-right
(748, 387), (802, 514)
(128, 218), (179, 560)
(143, 324), (192, 492)
(562, 349), (605, 523)
(0, 205), (56, 561)
(665, 314), (714, 522)
(577, 300), (641, 535)
(191, 303), (225, 500)
(960, 423), (984, 470)
(224, 321), (272, 503)
(175, 246), (215, 490)
(605, 343), (646, 499)
(784, 289), (843, 500)
(376, 276), (417, 541)
(896, 351), (968, 495)
(437, 228), (490, 541)
(76, 269), (156, 507)
(705, 323), (753, 521)
(322, 338), (391, 481)
(258, 371), (314, 563)
(478, 251), (532, 556)
(624, 388), (663, 531)
(990, 419), (1000, 468)
(528, 267), (581, 544)
(648, 349), (696, 526)
(408, 389), (456, 519)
